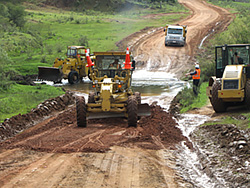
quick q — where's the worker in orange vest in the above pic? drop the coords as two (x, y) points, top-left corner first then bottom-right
(186, 64), (200, 96)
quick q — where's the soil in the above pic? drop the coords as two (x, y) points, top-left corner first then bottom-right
(0, 104), (191, 153)
(191, 124), (250, 187)
(1, 0), (246, 187)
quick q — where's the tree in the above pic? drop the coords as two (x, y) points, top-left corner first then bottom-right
(7, 3), (26, 28)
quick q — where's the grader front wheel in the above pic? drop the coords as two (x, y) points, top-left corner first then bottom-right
(127, 96), (138, 127)
(76, 96), (87, 127)
(211, 82), (227, 113)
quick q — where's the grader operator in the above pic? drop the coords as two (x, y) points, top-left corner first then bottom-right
(75, 48), (150, 127)
(207, 44), (250, 112)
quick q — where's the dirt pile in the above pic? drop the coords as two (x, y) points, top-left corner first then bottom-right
(191, 124), (250, 188)
(121, 105), (192, 150)
(0, 105), (191, 153)
(0, 91), (75, 141)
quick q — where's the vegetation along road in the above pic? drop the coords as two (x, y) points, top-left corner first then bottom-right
(0, 0), (250, 187)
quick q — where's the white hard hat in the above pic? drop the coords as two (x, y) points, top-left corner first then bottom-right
(195, 64), (199, 69)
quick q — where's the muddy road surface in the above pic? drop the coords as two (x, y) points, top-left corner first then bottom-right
(0, 0), (234, 187)
(130, 0), (232, 78)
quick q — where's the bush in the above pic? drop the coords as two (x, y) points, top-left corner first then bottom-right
(0, 46), (16, 90)
(79, 35), (89, 46)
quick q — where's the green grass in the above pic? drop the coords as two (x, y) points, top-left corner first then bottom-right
(4, 3), (188, 76)
(203, 115), (250, 129)
(0, 84), (65, 122)
(180, 82), (209, 113)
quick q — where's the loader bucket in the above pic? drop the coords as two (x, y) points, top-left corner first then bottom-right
(38, 67), (63, 82)
(87, 103), (151, 120)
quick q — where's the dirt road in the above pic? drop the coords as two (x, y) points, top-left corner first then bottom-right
(131, 0), (232, 78)
(0, 1), (233, 187)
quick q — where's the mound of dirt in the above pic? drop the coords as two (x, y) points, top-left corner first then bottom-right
(0, 104), (191, 153)
(191, 124), (250, 187)
(0, 91), (75, 141)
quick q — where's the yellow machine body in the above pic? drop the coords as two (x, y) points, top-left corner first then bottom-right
(206, 44), (250, 112)
(38, 46), (90, 83)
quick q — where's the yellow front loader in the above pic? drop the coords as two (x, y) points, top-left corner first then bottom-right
(75, 50), (151, 127)
(38, 46), (90, 84)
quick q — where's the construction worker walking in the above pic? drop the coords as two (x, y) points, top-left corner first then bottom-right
(186, 64), (200, 96)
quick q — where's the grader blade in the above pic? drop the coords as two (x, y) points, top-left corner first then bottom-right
(38, 67), (63, 82)
(87, 103), (151, 120)
(138, 103), (151, 117)
(87, 112), (125, 120)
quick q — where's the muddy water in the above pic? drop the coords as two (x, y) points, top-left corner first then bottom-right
(62, 69), (187, 109)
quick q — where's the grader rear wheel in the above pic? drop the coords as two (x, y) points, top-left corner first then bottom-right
(134, 92), (141, 105)
(211, 82), (227, 113)
(127, 96), (138, 127)
(76, 96), (87, 127)
(245, 80), (250, 109)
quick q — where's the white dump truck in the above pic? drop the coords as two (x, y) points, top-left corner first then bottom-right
(164, 24), (187, 46)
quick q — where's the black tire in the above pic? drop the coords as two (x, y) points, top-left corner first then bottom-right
(245, 80), (250, 109)
(127, 96), (138, 127)
(88, 92), (95, 103)
(211, 82), (227, 113)
(68, 71), (79, 84)
(134, 92), (141, 105)
(76, 96), (87, 127)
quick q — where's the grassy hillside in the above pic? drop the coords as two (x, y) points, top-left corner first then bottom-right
(0, 0), (188, 122)
(2, 1), (188, 76)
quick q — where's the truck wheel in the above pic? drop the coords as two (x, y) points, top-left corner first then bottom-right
(76, 96), (87, 127)
(211, 82), (227, 113)
(127, 96), (138, 127)
(88, 92), (95, 103)
(68, 71), (79, 84)
(134, 92), (141, 105)
(245, 80), (250, 109)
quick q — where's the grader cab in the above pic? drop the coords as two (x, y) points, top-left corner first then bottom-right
(38, 46), (90, 84)
(206, 44), (250, 112)
(75, 48), (151, 127)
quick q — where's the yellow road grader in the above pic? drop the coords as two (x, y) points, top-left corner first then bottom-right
(75, 48), (151, 127)
(38, 46), (90, 84)
(207, 44), (250, 112)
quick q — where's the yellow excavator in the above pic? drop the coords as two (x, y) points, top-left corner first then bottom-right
(207, 44), (250, 112)
(38, 46), (90, 84)
(75, 48), (151, 127)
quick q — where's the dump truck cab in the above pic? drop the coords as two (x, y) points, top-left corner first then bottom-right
(164, 24), (187, 46)
(207, 44), (250, 112)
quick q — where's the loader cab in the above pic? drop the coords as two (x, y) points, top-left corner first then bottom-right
(66, 46), (87, 59)
(215, 44), (250, 78)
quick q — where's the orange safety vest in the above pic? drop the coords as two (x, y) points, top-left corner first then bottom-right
(192, 68), (200, 80)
